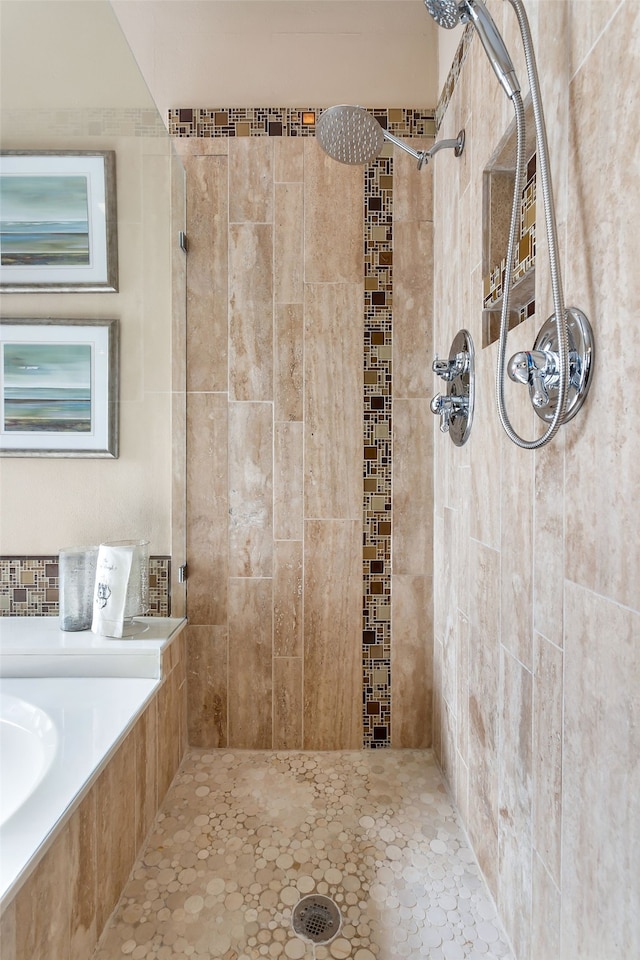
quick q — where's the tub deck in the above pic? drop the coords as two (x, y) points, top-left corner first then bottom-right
(0, 616), (186, 907)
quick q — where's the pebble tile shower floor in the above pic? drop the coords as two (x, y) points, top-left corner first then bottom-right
(93, 750), (514, 960)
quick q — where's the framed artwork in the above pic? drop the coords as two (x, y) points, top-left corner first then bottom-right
(0, 318), (119, 457)
(0, 151), (118, 292)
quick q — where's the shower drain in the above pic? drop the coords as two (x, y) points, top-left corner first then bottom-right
(292, 895), (342, 944)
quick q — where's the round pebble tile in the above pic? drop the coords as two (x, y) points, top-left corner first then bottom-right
(93, 749), (514, 960)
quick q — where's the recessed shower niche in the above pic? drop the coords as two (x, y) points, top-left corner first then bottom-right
(482, 100), (537, 347)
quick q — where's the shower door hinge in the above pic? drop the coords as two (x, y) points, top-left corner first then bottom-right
(178, 231), (188, 253)
(178, 563), (188, 583)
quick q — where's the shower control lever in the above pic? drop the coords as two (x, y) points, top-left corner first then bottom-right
(507, 349), (554, 407)
(432, 352), (469, 382)
(431, 393), (468, 433)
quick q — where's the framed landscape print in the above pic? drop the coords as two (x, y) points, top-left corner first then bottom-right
(0, 318), (119, 457)
(0, 151), (118, 292)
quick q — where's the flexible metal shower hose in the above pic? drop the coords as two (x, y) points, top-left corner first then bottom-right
(496, 0), (569, 449)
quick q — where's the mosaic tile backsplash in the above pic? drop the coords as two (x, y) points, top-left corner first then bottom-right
(0, 556), (171, 617)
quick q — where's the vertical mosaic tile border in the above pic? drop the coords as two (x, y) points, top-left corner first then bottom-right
(170, 107), (435, 747)
(0, 556), (171, 617)
(435, 23), (475, 131)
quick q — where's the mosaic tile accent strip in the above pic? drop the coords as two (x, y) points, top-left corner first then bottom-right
(0, 107), (167, 138)
(483, 152), (537, 311)
(435, 23), (475, 131)
(363, 113), (395, 749)
(94, 749), (514, 959)
(170, 106), (436, 749)
(0, 556), (171, 617)
(168, 106), (436, 140)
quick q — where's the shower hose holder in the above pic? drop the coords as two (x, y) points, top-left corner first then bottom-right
(507, 306), (594, 423)
(431, 328), (475, 445)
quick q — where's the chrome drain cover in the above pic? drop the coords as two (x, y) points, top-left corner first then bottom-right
(292, 895), (342, 944)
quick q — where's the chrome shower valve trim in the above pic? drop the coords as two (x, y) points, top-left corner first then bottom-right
(431, 329), (475, 446)
(507, 307), (594, 423)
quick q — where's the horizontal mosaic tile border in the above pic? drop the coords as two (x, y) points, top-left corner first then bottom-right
(0, 107), (167, 138)
(0, 556), (171, 617)
(168, 106), (436, 140)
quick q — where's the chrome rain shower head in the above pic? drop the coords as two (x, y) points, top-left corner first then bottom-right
(316, 105), (464, 170)
(424, 0), (521, 100)
(316, 104), (385, 165)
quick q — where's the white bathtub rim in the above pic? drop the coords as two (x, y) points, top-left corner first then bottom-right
(0, 675), (159, 910)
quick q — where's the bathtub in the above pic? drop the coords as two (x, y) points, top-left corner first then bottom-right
(0, 616), (186, 907)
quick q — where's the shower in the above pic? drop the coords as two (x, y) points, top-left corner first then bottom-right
(316, 103), (464, 169)
(424, 0), (593, 448)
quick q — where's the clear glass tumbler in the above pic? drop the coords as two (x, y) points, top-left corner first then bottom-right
(59, 546), (99, 631)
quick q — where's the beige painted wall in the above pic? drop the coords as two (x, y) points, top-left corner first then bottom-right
(0, 1), (177, 556)
(432, 1), (639, 957)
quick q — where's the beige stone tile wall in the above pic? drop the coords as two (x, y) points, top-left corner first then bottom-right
(432, 2), (640, 957)
(174, 109), (435, 751)
(0, 631), (187, 960)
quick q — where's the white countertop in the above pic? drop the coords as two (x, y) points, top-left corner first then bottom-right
(0, 616), (187, 678)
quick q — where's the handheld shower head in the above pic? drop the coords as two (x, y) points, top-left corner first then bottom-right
(424, 0), (521, 99)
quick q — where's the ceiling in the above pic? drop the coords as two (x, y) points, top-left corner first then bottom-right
(110, 0), (458, 118)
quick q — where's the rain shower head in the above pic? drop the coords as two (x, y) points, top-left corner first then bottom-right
(424, 0), (521, 100)
(316, 104), (385, 165)
(316, 104), (465, 169)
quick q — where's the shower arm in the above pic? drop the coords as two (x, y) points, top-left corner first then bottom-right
(383, 128), (465, 169)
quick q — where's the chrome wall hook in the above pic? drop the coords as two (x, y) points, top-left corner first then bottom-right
(508, 307), (594, 423)
(431, 329), (475, 445)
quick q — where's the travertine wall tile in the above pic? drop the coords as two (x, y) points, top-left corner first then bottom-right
(393, 398), (433, 575)
(274, 422), (303, 541)
(228, 137), (273, 223)
(467, 539), (500, 895)
(273, 657), (303, 749)
(228, 222), (274, 402)
(533, 633), (563, 887)
(135, 699), (158, 851)
(393, 220), (434, 399)
(274, 182), (303, 304)
(228, 402), (273, 578)
(274, 137), (303, 183)
(498, 649), (533, 960)
(303, 138), (363, 283)
(186, 624), (228, 748)
(304, 283), (363, 521)
(69, 791), (97, 960)
(274, 303), (303, 422)
(391, 574), (432, 748)
(273, 539), (303, 658)
(394, 143), (434, 223)
(228, 578), (273, 748)
(562, 582), (640, 957)
(304, 519), (362, 749)
(14, 820), (71, 960)
(186, 391), (228, 625)
(184, 155), (228, 393)
(95, 734), (137, 933)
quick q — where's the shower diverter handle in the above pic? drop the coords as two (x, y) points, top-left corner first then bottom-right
(507, 349), (554, 407)
(430, 393), (469, 433)
(432, 351), (469, 381)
